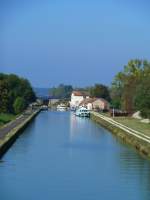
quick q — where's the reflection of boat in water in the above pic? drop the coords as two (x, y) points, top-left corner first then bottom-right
(41, 105), (48, 110)
(75, 107), (90, 117)
(70, 106), (76, 111)
(57, 104), (68, 111)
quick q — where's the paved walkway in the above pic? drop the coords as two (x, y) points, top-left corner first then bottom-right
(0, 110), (38, 140)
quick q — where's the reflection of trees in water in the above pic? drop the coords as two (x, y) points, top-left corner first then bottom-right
(118, 149), (150, 199)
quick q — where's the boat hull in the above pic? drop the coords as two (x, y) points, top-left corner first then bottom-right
(75, 111), (90, 117)
(57, 108), (67, 111)
(75, 113), (90, 117)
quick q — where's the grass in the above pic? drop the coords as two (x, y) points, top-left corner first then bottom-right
(0, 113), (16, 128)
(114, 117), (150, 136)
(98, 112), (150, 137)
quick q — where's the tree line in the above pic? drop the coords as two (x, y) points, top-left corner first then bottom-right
(1, 58), (149, 118)
(85, 59), (150, 119)
(49, 84), (73, 99)
(49, 83), (111, 101)
(49, 59), (150, 119)
(111, 59), (150, 118)
(0, 73), (36, 114)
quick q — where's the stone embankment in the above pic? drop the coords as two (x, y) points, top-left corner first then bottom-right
(91, 111), (150, 158)
(0, 109), (41, 158)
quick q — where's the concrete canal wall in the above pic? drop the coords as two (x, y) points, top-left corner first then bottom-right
(0, 109), (41, 158)
(91, 111), (150, 158)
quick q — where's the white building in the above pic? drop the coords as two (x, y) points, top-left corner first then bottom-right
(70, 91), (89, 109)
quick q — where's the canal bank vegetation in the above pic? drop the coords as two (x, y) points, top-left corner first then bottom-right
(110, 59), (150, 119)
(0, 73), (36, 114)
(91, 112), (150, 158)
(0, 109), (40, 158)
(0, 113), (16, 127)
(0, 73), (36, 127)
(114, 117), (150, 137)
(101, 113), (150, 137)
(92, 59), (150, 156)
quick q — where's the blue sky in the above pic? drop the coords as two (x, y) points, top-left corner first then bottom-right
(0, 0), (150, 87)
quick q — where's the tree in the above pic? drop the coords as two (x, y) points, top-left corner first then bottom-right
(134, 65), (150, 118)
(13, 97), (26, 114)
(90, 84), (110, 101)
(20, 78), (36, 103)
(110, 78), (122, 109)
(111, 59), (150, 116)
(0, 79), (9, 113)
(0, 73), (36, 114)
(111, 59), (144, 113)
(49, 84), (73, 99)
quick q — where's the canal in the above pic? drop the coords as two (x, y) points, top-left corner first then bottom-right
(0, 111), (150, 200)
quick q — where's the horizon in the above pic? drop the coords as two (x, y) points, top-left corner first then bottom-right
(1, 0), (150, 87)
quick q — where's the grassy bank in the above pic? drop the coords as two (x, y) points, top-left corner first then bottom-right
(100, 112), (150, 137)
(0, 113), (16, 127)
(91, 112), (150, 158)
(114, 117), (150, 137)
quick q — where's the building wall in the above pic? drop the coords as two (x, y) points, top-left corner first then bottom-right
(87, 103), (93, 110)
(70, 94), (84, 108)
(93, 99), (109, 110)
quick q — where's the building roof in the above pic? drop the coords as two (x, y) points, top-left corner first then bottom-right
(93, 98), (109, 105)
(79, 98), (109, 106)
(79, 98), (97, 106)
(72, 91), (89, 97)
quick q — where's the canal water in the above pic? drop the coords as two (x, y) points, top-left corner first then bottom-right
(0, 111), (150, 200)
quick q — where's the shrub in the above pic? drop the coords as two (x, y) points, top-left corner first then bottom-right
(13, 97), (26, 114)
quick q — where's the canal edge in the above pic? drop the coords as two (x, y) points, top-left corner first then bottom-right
(0, 109), (41, 159)
(90, 111), (150, 159)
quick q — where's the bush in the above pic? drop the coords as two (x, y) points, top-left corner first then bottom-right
(0, 73), (36, 113)
(135, 76), (150, 119)
(13, 97), (26, 114)
(0, 113), (15, 124)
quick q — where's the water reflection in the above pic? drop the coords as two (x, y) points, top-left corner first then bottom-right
(69, 112), (105, 141)
(118, 149), (150, 200)
(70, 112), (89, 141)
(0, 111), (150, 200)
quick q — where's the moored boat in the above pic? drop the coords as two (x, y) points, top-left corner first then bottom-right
(57, 104), (68, 111)
(75, 107), (90, 117)
(41, 105), (48, 110)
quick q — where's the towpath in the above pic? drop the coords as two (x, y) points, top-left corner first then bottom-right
(91, 111), (150, 144)
(0, 109), (38, 140)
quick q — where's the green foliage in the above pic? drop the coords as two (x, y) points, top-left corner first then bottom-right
(0, 113), (15, 126)
(13, 97), (26, 114)
(134, 73), (150, 118)
(111, 59), (150, 118)
(90, 84), (110, 101)
(0, 73), (36, 114)
(49, 84), (73, 99)
(0, 79), (9, 113)
(110, 79), (122, 109)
